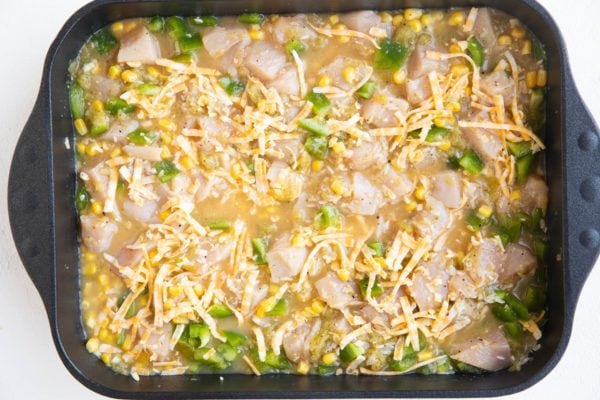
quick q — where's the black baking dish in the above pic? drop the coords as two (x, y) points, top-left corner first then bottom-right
(7, 0), (600, 398)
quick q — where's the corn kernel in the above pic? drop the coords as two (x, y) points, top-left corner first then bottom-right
(85, 144), (99, 156)
(249, 29), (265, 40)
(342, 66), (356, 84)
(76, 142), (86, 155)
(537, 69), (547, 87)
(373, 92), (388, 105)
(478, 205), (493, 219)
(447, 101), (461, 113)
(404, 9), (423, 21)
(91, 99), (104, 112)
(393, 69), (407, 85)
(511, 26), (526, 39)
(322, 352), (338, 365)
(194, 284), (205, 297)
(448, 11), (465, 26)
(108, 65), (122, 79)
(291, 233), (306, 247)
(311, 300), (325, 314)
(164, 300), (174, 310)
(510, 190), (522, 201)
(91, 201), (103, 215)
(86, 338), (100, 353)
(181, 155), (194, 169)
(521, 40), (532, 55)
(147, 66), (160, 79)
(124, 21), (137, 32)
(108, 147), (121, 159)
(311, 160), (324, 172)
(421, 13), (433, 26)
(330, 179), (347, 196)
(405, 200), (417, 212)
(392, 14), (404, 26)
(82, 263), (97, 276)
(84, 252), (96, 261)
(161, 146), (172, 159)
(433, 117), (447, 128)
(158, 118), (176, 131)
(449, 43), (463, 54)
(319, 75), (331, 87)
(329, 14), (340, 24)
(497, 35), (512, 46)
(334, 23), (347, 31)
(98, 273), (109, 286)
(414, 185), (426, 201)
(297, 361), (310, 375)
(408, 19), (423, 33)
(122, 335), (133, 351)
(439, 140), (451, 151)
(332, 141), (346, 155)
(159, 209), (170, 221)
(168, 286), (183, 297)
(432, 11), (444, 21)
(268, 284), (280, 295)
(100, 353), (112, 365)
(74, 118), (88, 135)
(337, 269), (350, 282)
(391, 157), (403, 171)
(451, 64), (470, 77)
(98, 328), (110, 342)
(121, 69), (139, 83)
(526, 71), (538, 88)
(417, 350), (434, 362)
(380, 12), (393, 23)
(338, 35), (350, 44)
(111, 22), (124, 34)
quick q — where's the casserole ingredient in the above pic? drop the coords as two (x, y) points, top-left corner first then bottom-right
(72, 7), (549, 378)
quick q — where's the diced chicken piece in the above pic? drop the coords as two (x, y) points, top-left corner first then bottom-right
(170, 173), (192, 199)
(271, 15), (317, 44)
(413, 146), (445, 171)
(431, 171), (463, 209)
(407, 45), (449, 79)
(87, 76), (122, 99)
(361, 97), (407, 128)
(451, 327), (512, 371)
(267, 139), (303, 164)
(243, 41), (287, 81)
(266, 161), (304, 202)
(219, 41), (250, 77)
(197, 116), (232, 137)
(115, 247), (144, 268)
(318, 57), (370, 91)
(499, 243), (537, 283)
(345, 139), (387, 170)
(360, 305), (389, 325)
(80, 215), (118, 253)
(341, 11), (389, 35)
(480, 70), (515, 104)
(202, 27), (250, 58)
(381, 166), (414, 200)
(472, 8), (497, 49)
(266, 234), (308, 282)
(463, 238), (506, 285)
(251, 283), (269, 310)
(102, 119), (139, 143)
(123, 145), (162, 161)
(462, 126), (503, 165)
(267, 64), (300, 97)
(409, 257), (450, 311)
(413, 197), (450, 240)
(448, 271), (477, 299)
(283, 320), (321, 362)
(347, 173), (383, 216)
(144, 323), (173, 360)
(117, 26), (161, 64)
(315, 272), (356, 309)
(123, 199), (158, 223)
(405, 75), (432, 105)
(83, 162), (109, 200)
(196, 240), (234, 267)
(515, 175), (548, 213)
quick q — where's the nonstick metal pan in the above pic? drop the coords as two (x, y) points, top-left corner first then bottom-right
(7, 0), (600, 398)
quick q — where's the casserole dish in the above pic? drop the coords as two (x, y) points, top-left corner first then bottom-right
(7, 0), (600, 397)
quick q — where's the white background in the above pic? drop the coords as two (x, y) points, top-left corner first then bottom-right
(1, 1), (599, 399)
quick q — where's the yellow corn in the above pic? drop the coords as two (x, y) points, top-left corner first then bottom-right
(449, 43), (463, 53)
(311, 300), (325, 314)
(147, 66), (161, 79)
(98, 273), (109, 286)
(432, 11), (444, 21)
(124, 21), (137, 32)
(408, 19), (423, 33)
(164, 300), (174, 311)
(122, 335), (134, 351)
(510, 190), (522, 201)
(478, 205), (493, 219)
(268, 284), (279, 295)
(76, 142), (86, 155)
(181, 155), (194, 169)
(526, 71), (538, 88)
(319, 75), (331, 87)
(311, 160), (324, 172)
(297, 361), (310, 375)
(101, 353), (112, 365)
(497, 35), (512, 46)
(417, 350), (434, 362)
(511, 26), (526, 39)
(447, 101), (461, 113)
(109, 147), (121, 158)
(91, 201), (103, 215)
(373, 92), (388, 105)
(248, 29), (265, 40)
(86, 338), (100, 353)
(433, 117), (447, 128)
(451, 64), (470, 77)
(393, 69), (407, 85)
(332, 141), (346, 154)
(439, 140), (451, 151)
(330, 179), (346, 196)
(405, 200), (417, 212)
(108, 65), (122, 80)
(342, 66), (356, 83)
(161, 146), (172, 159)
(338, 35), (350, 44)
(74, 118), (88, 135)
(337, 269), (350, 282)
(84, 251), (96, 262)
(158, 118), (176, 131)
(121, 69), (139, 83)
(421, 13), (433, 26)
(98, 328), (110, 342)
(391, 157), (403, 171)
(404, 9), (423, 21)
(329, 14), (340, 24)
(322, 352), (338, 365)
(521, 40), (532, 55)
(392, 14), (404, 26)
(168, 286), (183, 297)
(159, 209), (170, 221)
(91, 100), (104, 112)
(194, 284), (205, 297)
(82, 263), (97, 276)
(334, 23), (347, 31)
(448, 11), (464, 26)
(537, 69), (547, 87)
(414, 185), (426, 201)
(380, 12), (393, 23)
(256, 297), (277, 317)
(291, 233), (306, 247)
(111, 21), (124, 34)
(85, 144), (99, 156)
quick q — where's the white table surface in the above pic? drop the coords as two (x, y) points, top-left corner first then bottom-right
(1, 1), (599, 399)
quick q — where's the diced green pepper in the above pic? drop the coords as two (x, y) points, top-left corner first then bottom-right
(90, 28), (117, 55)
(251, 237), (268, 265)
(137, 83), (161, 95)
(532, 37), (545, 62)
(466, 210), (486, 231)
(193, 347), (228, 369)
(389, 354), (417, 372)
(496, 290), (530, 321)
(208, 303), (233, 318)
(238, 13), (265, 25)
(189, 15), (218, 27)
(533, 239), (550, 261)
(165, 16), (188, 39)
(340, 343), (364, 363)
(447, 155), (461, 170)
(495, 216), (522, 244)
(217, 343), (239, 362)
(106, 98), (136, 115)
(304, 135), (329, 160)
(171, 52), (193, 64)
(316, 364), (337, 376)
(315, 204), (341, 230)
(367, 241), (385, 257)
(75, 186), (90, 212)
(503, 321), (523, 340)
(425, 126), (449, 143)
(264, 350), (291, 370)
(490, 303), (518, 323)
(459, 149), (484, 175)
(507, 141), (532, 158)
(359, 276), (384, 298)
(286, 37), (306, 56)
(127, 128), (158, 146)
(307, 91), (331, 117)
(69, 82), (85, 119)
(467, 36), (485, 68)
(154, 160), (180, 183)
(218, 75), (245, 96)
(355, 81), (376, 99)
(374, 38), (409, 70)
(515, 153), (535, 183)
(522, 285), (546, 312)
(453, 360), (484, 374)
(89, 111), (109, 137)
(224, 330), (247, 347)
(189, 323), (211, 347)
(148, 16), (164, 32)
(266, 299), (288, 317)
(207, 219), (231, 231)
(393, 24), (417, 47)
(116, 330), (127, 346)
(528, 88), (545, 133)
(299, 118), (329, 136)
(179, 32), (203, 52)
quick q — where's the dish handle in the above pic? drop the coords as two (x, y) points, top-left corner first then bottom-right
(8, 87), (54, 314)
(565, 72), (600, 310)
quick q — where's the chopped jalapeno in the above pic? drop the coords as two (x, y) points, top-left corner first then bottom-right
(208, 303), (233, 318)
(367, 241), (385, 257)
(507, 141), (532, 158)
(69, 81), (85, 119)
(467, 36), (485, 68)
(374, 38), (409, 70)
(522, 285), (547, 312)
(148, 16), (164, 32)
(179, 32), (203, 52)
(137, 83), (161, 95)
(266, 299), (288, 317)
(218, 75), (245, 96)
(459, 149), (485, 174)
(264, 350), (291, 370)
(425, 126), (449, 142)
(106, 98), (136, 115)
(189, 15), (218, 27)
(515, 153), (534, 183)
(90, 28), (117, 54)
(224, 330), (247, 347)
(171, 52), (193, 64)
(315, 204), (341, 230)
(359, 276), (384, 298)
(165, 16), (188, 39)
(389, 354), (417, 372)
(355, 81), (376, 99)
(533, 239), (550, 261)
(340, 343), (364, 363)
(189, 323), (211, 347)
(207, 219), (231, 231)
(154, 160), (180, 183)
(127, 128), (158, 145)
(299, 118), (329, 136)
(316, 364), (337, 376)
(251, 237), (268, 265)
(238, 13), (265, 24)
(307, 91), (331, 117)
(490, 303), (518, 323)
(89, 111), (109, 137)
(503, 321), (523, 339)
(75, 186), (90, 211)
(286, 37), (306, 56)
(495, 289), (530, 321)
(304, 134), (329, 160)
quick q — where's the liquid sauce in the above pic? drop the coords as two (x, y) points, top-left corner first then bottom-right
(73, 8), (549, 378)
